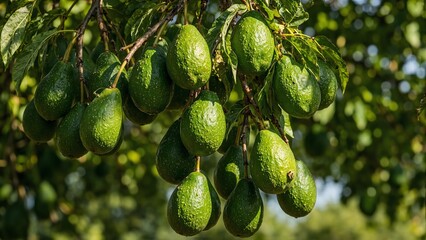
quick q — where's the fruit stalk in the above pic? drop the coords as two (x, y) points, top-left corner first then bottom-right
(76, 1), (97, 102)
(242, 109), (250, 179)
(112, 1), (184, 88)
(195, 156), (201, 172)
(240, 76), (265, 130)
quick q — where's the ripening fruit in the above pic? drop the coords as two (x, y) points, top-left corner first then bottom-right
(273, 55), (321, 118)
(156, 119), (195, 184)
(277, 160), (317, 218)
(56, 102), (88, 158)
(205, 177), (222, 231)
(231, 11), (275, 76)
(317, 59), (338, 110)
(250, 130), (297, 194)
(223, 178), (264, 238)
(80, 88), (123, 155)
(34, 61), (77, 120)
(214, 145), (245, 199)
(167, 171), (212, 236)
(22, 100), (57, 142)
(129, 46), (173, 114)
(180, 90), (226, 156)
(166, 24), (211, 90)
(123, 96), (157, 125)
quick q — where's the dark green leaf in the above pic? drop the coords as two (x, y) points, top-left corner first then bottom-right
(12, 29), (60, 90)
(284, 36), (319, 80)
(124, 3), (160, 42)
(253, 0), (275, 21)
(206, 4), (246, 52)
(276, 0), (309, 27)
(315, 35), (349, 93)
(1, 5), (31, 67)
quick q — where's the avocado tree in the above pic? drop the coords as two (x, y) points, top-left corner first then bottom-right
(0, 0), (424, 239)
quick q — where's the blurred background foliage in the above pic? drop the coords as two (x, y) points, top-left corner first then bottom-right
(0, 0), (425, 239)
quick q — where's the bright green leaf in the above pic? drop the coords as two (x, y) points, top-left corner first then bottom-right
(1, 5), (31, 67)
(276, 0), (309, 27)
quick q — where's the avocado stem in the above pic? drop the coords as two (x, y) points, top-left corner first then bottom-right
(242, 109), (250, 179)
(183, 0), (188, 25)
(239, 76), (265, 130)
(63, 36), (76, 63)
(195, 156), (201, 172)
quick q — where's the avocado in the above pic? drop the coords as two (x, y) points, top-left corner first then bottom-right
(231, 11), (275, 76)
(56, 102), (88, 158)
(218, 125), (238, 154)
(180, 90), (226, 156)
(166, 24), (211, 90)
(223, 178), (263, 237)
(214, 145), (244, 199)
(87, 51), (127, 99)
(205, 176), (221, 230)
(80, 88), (123, 155)
(273, 55), (321, 118)
(34, 61), (78, 120)
(250, 130), (297, 194)
(317, 60), (338, 110)
(123, 96), (157, 125)
(22, 100), (57, 142)
(156, 119), (195, 184)
(167, 171), (212, 236)
(96, 124), (124, 156)
(277, 160), (317, 218)
(129, 46), (173, 114)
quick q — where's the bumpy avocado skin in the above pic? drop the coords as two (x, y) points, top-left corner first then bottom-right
(56, 102), (88, 158)
(231, 11), (275, 76)
(129, 47), (173, 114)
(277, 160), (317, 218)
(166, 84), (190, 110)
(180, 91), (226, 156)
(87, 51), (127, 99)
(166, 25), (211, 90)
(167, 171), (212, 236)
(23, 100), (57, 142)
(214, 145), (244, 199)
(273, 55), (321, 118)
(250, 130), (297, 194)
(317, 60), (338, 110)
(223, 178), (264, 238)
(156, 119), (195, 184)
(80, 88), (123, 155)
(34, 62), (77, 120)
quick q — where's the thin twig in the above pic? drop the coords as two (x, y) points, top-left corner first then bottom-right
(240, 76), (265, 129)
(76, 2), (97, 102)
(96, 0), (110, 51)
(241, 109), (250, 179)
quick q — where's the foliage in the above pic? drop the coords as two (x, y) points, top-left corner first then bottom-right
(0, 0), (424, 239)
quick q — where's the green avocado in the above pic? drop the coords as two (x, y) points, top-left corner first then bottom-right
(277, 160), (317, 218)
(166, 24), (211, 90)
(80, 88), (123, 155)
(273, 55), (321, 118)
(205, 176), (221, 231)
(129, 46), (173, 114)
(22, 100), (57, 142)
(250, 130), (297, 194)
(231, 11), (275, 76)
(56, 102), (88, 158)
(87, 51), (127, 99)
(317, 60), (338, 110)
(180, 90), (226, 156)
(214, 145), (244, 199)
(123, 96), (157, 125)
(96, 124), (124, 156)
(223, 178), (263, 238)
(34, 61), (78, 120)
(167, 171), (212, 236)
(217, 125), (238, 154)
(156, 119), (195, 184)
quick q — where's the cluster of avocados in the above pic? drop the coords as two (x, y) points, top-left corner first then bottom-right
(22, 8), (338, 238)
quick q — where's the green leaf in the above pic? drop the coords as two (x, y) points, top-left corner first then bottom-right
(276, 0), (309, 27)
(315, 35), (349, 93)
(222, 30), (238, 85)
(253, 0), (275, 21)
(206, 4), (246, 52)
(280, 110), (293, 138)
(12, 29), (60, 90)
(226, 100), (246, 124)
(124, 3), (160, 42)
(1, 5), (32, 67)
